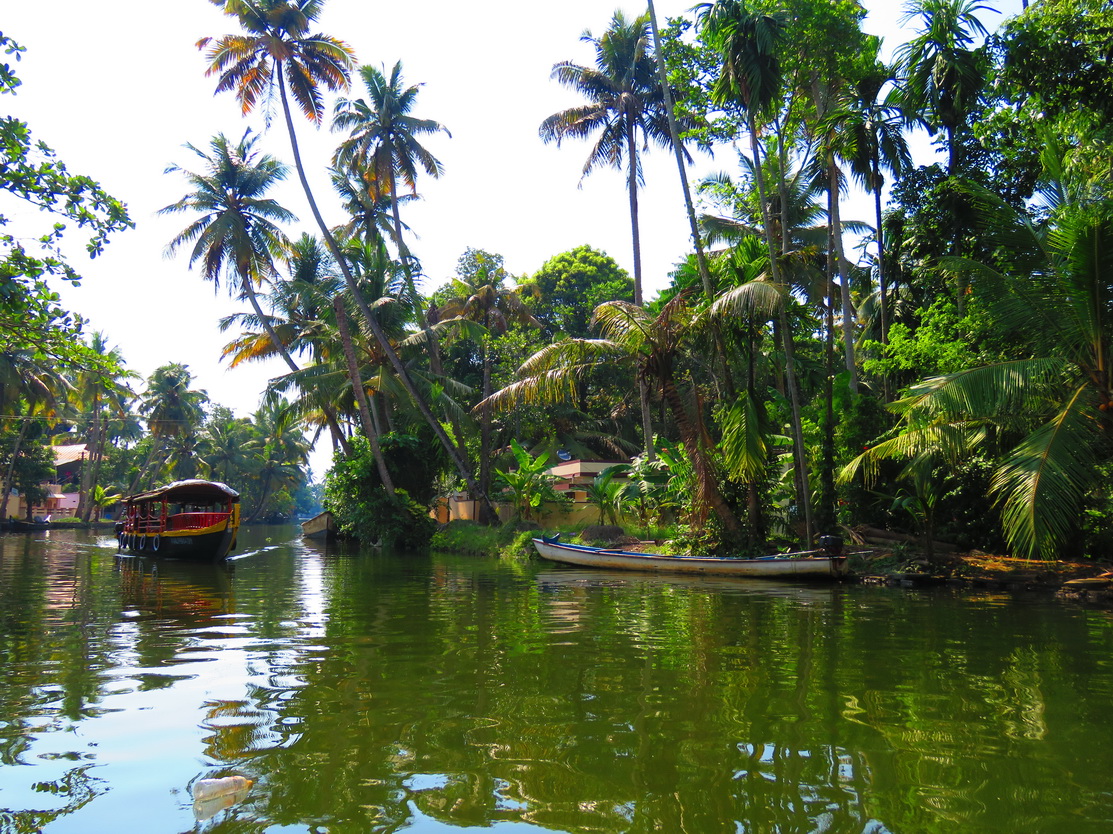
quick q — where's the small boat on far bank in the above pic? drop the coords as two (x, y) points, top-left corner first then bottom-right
(8, 518), (52, 532)
(532, 536), (849, 579)
(116, 480), (240, 561)
(301, 510), (337, 541)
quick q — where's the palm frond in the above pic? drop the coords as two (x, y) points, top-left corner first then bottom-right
(991, 385), (1102, 558)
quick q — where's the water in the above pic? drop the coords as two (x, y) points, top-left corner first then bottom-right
(1, 527), (1112, 833)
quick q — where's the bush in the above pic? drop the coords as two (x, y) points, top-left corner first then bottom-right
(324, 438), (435, 549)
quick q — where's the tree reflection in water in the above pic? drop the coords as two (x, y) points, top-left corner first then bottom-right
(1, 529), (1112, 832)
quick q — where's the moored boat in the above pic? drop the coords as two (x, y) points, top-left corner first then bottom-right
(301, 510), (337, 541)
(532, 536), (849, 579)
(117, 480), (240, 561)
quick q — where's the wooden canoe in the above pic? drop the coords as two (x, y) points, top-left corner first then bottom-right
(301, 510), (337, 541)
(532, 537), (848, 579)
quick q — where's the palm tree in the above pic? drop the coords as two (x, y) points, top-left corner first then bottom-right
(331, 61), (458, 460)
(331, 166), (414, 248)
(484, 294), (743, 538)
(198, 409), (255, 484)
(895, 0), (992, 177)
(541, 10), (677, 308)
(645, 0), (715, 302)
(161, 131), (298, 374)
(70, 333), (137, 521)
(438, 250), (541, 508)
(541, 10), (679, 460)
(832, 42), (912, 359)
(199, 0), (354, 235)
(202, 4), (491, 513)
(133, 364), (208, 492)
(245, 396), (310, 521)
(332, 61), (449, 273)
(696, 0), (814, 543)
(0, 349), (69, 519)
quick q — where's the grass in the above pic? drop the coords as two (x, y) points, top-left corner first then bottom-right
(430, 519), (682, 561)
(430, 520), (539, 560)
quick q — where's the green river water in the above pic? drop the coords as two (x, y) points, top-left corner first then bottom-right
(1, 526), (1111, 833)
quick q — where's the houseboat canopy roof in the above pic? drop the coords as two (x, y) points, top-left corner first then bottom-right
(126, 479), (239, 504)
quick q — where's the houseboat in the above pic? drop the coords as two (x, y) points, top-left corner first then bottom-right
(117, 480), (240, 561)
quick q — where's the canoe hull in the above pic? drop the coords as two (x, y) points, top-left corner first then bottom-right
(532, 538), (847, 579)
(301, 511), (337, 540)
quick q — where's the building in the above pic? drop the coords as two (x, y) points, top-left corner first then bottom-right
(2, 444), (88, 521)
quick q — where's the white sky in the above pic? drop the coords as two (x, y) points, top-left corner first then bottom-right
(4, 0), (1021, 480)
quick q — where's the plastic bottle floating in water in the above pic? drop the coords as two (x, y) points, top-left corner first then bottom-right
(192, 775), (253, 820)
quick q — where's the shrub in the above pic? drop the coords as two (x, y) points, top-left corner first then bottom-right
(324, 438), (435, 549)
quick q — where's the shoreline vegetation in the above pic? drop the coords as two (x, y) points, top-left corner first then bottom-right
(427, 520), (1113, 607)
(5, 3), (1113, 575)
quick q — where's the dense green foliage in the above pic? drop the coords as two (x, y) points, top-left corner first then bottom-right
(7, 1), (1113, 559)
(323, 436), (435, 549)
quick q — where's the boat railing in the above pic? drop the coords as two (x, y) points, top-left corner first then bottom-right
(167, 512), (230, 531)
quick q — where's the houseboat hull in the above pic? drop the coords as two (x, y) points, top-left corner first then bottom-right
(532, 538), (848, 579)
(120, 526), (238, 561)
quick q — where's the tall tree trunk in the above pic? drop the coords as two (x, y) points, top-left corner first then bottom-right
(236, 269), (351, 455)
(817, 232), (838, 534)
(647, 0), (713, 299)
(387, 178), (470, 466)
(1, 412), (30, 520)
(646, 0), (734, 400)
(333, 295), (394, 494)
(479, 343), (495, 523)
(747, 120), (813, 545)
(829, 162), (858, 392)
(76, 403), (98, 522)
(626, 122), (644, 306)
(129, 438), (163, 495)
(84, 417), (109, 523)
(624, 119), (657, 460)
(659, 377), (742, 536)
(274, 70), (497, 520)
(873, 154), (892, 402)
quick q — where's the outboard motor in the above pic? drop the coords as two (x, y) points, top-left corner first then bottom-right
(818, 533), (844, 557)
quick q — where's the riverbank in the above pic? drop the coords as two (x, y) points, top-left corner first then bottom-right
(852, 549), (1113, 604)
(431, 521), (1113, 606)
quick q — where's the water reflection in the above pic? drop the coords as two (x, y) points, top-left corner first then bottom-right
(2, 528), (1113, 832)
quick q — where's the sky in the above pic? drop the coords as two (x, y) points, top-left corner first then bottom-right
(5, 0), (1023, 480)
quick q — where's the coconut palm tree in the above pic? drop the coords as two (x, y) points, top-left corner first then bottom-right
(202, 4), (490, 513)
(645, 0), (715, 301)
(70, 333), (137, 521)
(198, 409), (255, 484)
(161, 131), (297, 373)
(331, 61), (456, 454)
(541, 10), (679, 308)
(331, 167), (415, 248)
(245, 395), (310, 521)
(199, 0), (354, 232)
(332, 62), (448, 270)
(484, 294), (743, 538)
(133, 364), (209, 492)
(0, 349), (70, 519)
(696, 0), (813, 542)
(541, 10), (680, 459)
(438, 249), (541, 506)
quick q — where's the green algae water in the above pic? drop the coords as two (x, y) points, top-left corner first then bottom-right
(2, 527), (1112, 833)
